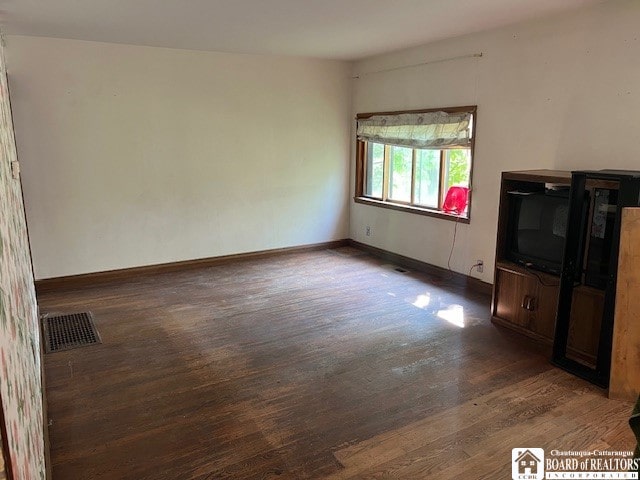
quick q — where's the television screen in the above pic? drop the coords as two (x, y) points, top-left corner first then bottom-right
(507, 190), (570, 274)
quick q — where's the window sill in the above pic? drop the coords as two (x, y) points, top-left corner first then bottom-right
(353, 196), (470, 224)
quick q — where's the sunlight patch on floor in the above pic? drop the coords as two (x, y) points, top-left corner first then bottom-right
(412, 293), (431, 309)
(437, 304), (465, 328)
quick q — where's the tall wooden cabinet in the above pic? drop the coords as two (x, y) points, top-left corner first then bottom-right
(553, 170), (640, 388)
(492, 169), (640, 396)
(491, 170), (570, 347)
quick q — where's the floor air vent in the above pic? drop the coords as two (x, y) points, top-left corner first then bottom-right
(42, 312), (101, 353)
(381, 264), (410, 274)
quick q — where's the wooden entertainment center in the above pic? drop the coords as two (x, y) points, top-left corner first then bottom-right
(491, 169), (640, 400)
(492, 171), (580, 350)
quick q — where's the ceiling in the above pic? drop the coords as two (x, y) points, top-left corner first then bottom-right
(0, 0), (604, 61)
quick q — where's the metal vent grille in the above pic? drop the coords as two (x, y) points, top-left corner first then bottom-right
(42, 312), (101, 353)
(381, 264), (410, 274)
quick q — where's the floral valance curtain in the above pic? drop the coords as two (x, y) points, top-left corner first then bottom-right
(356, 111), (472, 149)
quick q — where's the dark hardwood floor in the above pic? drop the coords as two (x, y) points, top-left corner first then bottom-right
(37, 247), (635, 479)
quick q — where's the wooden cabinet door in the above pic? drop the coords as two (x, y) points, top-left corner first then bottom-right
(494, 267), (560, 342)
(529, 282), (560, 341)
(566, 286), (605, 365)
(494, 269), (537, 329)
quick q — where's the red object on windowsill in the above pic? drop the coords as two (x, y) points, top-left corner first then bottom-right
(442, 186), (469, 214)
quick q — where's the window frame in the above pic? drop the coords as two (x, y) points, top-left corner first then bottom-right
(354, 105), (477, 224)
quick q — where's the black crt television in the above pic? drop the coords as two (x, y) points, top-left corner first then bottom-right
(506, 188), (571, 275)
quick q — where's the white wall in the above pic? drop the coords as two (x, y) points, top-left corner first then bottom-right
(350, 0), (640, 283)
(6, 36), (351, 279)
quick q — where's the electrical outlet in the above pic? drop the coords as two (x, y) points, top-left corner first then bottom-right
(477, 260), (484, 273)
(365, 226), (371, 237)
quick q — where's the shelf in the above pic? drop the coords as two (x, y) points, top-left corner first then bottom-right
(501, 170), (572, 185)
(494, 260), (560, 286)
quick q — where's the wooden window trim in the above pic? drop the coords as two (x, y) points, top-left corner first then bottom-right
(356, 105), (477, 120)
(410, 149), (416, 204)
(438, 150), (446, 209)
(354, 105), (476, 223)
(382, 144), (390, 200)
(353, 196), (471, 224)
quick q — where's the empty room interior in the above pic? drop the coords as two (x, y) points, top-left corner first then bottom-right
(2, 0), (640, 478)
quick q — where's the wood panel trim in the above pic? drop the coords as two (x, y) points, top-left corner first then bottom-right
(355, 140), (365, 198)
(609, 207), (640, 401)
(356, 105), (477, 120)
(353, 197), (471, 224)
(348, 240), (492, 296)
(35, 240), (349, 294)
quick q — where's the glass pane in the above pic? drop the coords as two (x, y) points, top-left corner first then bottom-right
(365, 143), (384, 198)
(444, 149), (471, 189)
(414, 149), (440, 207)
(442, 149), (471, 216)
(388, 146), (412, 202)
(585, 188), (618, 289)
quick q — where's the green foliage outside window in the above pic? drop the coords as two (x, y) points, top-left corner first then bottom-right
(447, 149), (471, 187)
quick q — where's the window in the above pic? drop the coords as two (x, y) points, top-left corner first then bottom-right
(355, 106), (476, 222)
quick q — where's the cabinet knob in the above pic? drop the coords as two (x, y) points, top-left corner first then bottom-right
(527, 297), (536, 311)
(521, 295), (536, 311)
